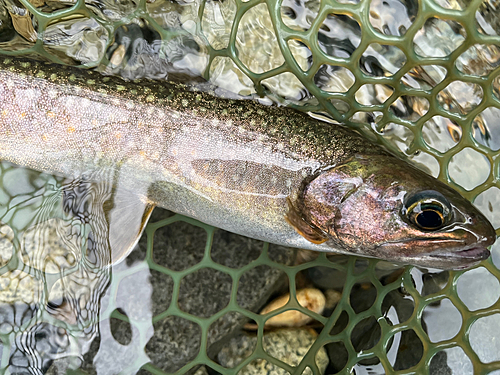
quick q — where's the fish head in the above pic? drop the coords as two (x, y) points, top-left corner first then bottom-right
(291, 154), (496, 269)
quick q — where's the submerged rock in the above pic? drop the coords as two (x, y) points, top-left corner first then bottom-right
(254, 288), (326, 328)
(218, 328), (329, 375)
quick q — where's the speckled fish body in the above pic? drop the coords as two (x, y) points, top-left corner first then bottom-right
(0, 56), (495, 269)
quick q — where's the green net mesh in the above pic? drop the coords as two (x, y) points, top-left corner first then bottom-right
(0, 0), (500, 373)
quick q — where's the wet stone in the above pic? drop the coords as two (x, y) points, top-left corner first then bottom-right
(149, 269), (174, 317)
(456, 267), (500, 311)
(428, 351), (452, 375)
(350, 283), (377, 314)
(147, 316), (202, 373)
(193, 366), (210, 375)
(410, 268), (449, 297)
(236, 264), (291, 309)
(268, 243), (298, 264)
(351, 316), (381, 352)
(306, 258), (398, 290)
(217, 328), (329, 374)
(211, 230), (262, 268)
(324, 340), (349, 373)
(382, 290), (415, 326)
(470, 314), (500, 363)
(178, 268), (232, 318)
(326, 311), (350, 373)
(387, 329), (424, 370)
(429, 347), (473, 375)
(423, 298), (462, 343)
(152, 219), (207, 271)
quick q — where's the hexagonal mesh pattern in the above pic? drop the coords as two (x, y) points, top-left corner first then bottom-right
(0, 0), (500, 373)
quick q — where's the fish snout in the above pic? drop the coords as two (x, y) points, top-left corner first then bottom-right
(435, 210), (497, 265)
(462, 210), (497, 248)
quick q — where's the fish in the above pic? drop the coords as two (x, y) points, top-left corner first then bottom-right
(0, 55), (495, 269)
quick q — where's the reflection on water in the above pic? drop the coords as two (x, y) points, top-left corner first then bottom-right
(0, 161), (119, 373)
(0, 161), (297, 374)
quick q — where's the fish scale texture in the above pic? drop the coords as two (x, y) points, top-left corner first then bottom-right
(0, 0), (500, 373)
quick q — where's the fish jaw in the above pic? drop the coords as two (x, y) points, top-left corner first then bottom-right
(391, 247), (492, 270)
(375, 236), (495, 269)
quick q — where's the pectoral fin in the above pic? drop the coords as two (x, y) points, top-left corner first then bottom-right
(285, 198), (328, 245)
(107, 188), (155, 265)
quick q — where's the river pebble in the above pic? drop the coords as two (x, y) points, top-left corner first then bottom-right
(218, 328), (329, 375)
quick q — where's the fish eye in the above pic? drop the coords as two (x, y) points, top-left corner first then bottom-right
(403, 190), (451, 231)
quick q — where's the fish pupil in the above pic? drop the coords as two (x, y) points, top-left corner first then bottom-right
(416, 209), (443, 230)
(403, 190), (451, 231)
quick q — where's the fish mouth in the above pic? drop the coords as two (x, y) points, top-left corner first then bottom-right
(374, 237), (494, 269)
(429, 246), (491, 261)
